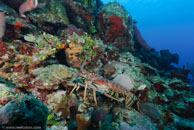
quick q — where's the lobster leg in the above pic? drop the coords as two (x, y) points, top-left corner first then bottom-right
(76, 83), (81, 92)
(70, 83), (77, 95)
(93, 89), (97, 105)
(125, 95), (136, 107)
(104, 93), (122, 103)
(83, 81), (88, 101)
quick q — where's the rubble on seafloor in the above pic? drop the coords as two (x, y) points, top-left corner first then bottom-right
(0, 0), (194, 130)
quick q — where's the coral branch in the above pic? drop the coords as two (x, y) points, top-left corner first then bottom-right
(19, 0), (38, 17)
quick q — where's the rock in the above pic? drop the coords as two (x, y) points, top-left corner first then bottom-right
(38, 0), (66, 24)
(114, 108), (156, 130)
(120, 121), (153, 130)
(0, 83), (17, 106)
(1, 0), (25, 11)
(103, 61), (125, 78)
(65, 33), (104, 68)
(31, 64), (75, 90)
(139, 102), (160, 120)
(54, 102), (70, 119)
(140, 63), (159, 77)
(28, 0), (69, 33)
(98, 2), (133, 51)
(153, 82), (167, 93)
(0, 96), (49, 129)
(58, 25), (84, 37)
(48, 125), (68, 130)
(46, 90), (78, 120)
(47, 90), (67, 110)
(91, 109), (107, 125)
(5, 16), (37, 40)
(120, 122), (132, 130)
(170, 101), (194, 118)
(99, 115), (116, 130)
(64, 0), (98, 34)
(0, 1), (18, 17)
(174, 115), (194, 130)
(65, 41), (83, 68)
(68, 121), (78, 130)
(158, 49), (179, 70)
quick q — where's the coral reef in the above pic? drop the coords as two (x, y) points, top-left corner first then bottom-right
(0, 0), (193, 130)
(98, 2), (134, 51)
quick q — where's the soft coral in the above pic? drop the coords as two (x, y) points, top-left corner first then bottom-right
(133, 25), (152, 51)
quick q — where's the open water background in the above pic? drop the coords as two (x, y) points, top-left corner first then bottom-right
(103, 0), (194, 67)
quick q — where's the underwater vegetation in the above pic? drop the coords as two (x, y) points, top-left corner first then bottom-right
(0, 0), (194, 130)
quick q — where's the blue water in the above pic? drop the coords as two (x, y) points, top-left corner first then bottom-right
(102, 0), (194, 67)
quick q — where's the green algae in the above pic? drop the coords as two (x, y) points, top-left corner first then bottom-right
(47, 113), (60, 126)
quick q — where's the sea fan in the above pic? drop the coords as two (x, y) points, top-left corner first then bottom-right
(133, 25), (152, 51)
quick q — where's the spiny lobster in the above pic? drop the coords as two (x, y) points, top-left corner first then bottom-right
(71, 59), (137, 108)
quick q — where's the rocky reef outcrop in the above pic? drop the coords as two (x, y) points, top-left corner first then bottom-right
(97, 2), (134, 51)
(0, 95), (48, 129)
